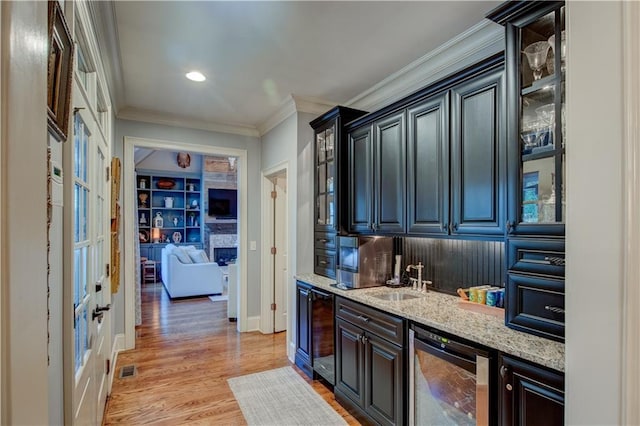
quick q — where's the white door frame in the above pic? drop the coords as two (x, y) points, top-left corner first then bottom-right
(123, 136), (249, 349)
(260, 161), (289, 334)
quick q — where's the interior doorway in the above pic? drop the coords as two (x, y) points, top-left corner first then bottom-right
(122, 136), (249, 350)
(261, 164), (289, 334)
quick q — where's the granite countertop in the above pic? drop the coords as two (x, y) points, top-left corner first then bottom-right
(295, 272), (565, 372)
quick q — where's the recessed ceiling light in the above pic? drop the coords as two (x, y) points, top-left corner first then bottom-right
(186, 71), (206, 82)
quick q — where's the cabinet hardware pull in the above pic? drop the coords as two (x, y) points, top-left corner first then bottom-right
(443, 223), (448, 232)
(448, 223), (453, 233)
(362, 336), (368, 344)
(319, 260), (327, 265)
(506, 383), (513, 391)
(500, 365), (508, 378)
(545, 305), (565, 314)
(320, 239), (328, 243)
(453, 223), (458, 231)
(545, 256), (566, 266)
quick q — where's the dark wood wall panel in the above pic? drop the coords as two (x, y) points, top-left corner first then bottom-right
(400, 237), (504, 295)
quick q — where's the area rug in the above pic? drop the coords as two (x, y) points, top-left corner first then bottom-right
(227, 366), (347, 426)
(208, 294), (228, 302)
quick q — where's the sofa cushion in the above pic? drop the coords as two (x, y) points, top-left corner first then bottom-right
(172, 248), (193, 264)
(188, 249), (210, 264)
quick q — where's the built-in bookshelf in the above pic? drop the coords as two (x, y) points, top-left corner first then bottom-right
(136, 171), (203, 247)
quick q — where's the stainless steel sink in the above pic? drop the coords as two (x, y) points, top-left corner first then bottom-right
(372, 292), (422, 301)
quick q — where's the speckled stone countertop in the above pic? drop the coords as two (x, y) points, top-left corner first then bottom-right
(295, 272), (565, 372)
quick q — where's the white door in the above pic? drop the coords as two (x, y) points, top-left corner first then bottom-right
(272, 175), (288, 332)
(70, 91), (111, 425)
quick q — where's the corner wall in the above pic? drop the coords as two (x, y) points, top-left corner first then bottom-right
(565, 2), (623, 424)
(1, 1), (50, 423)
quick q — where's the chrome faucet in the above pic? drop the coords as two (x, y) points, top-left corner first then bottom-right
(406, 262), (424, 291)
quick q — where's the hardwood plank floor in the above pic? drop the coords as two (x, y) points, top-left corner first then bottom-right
(103, 282), (359, 425)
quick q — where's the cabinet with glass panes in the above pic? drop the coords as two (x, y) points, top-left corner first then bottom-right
(309, 107), (367, 278)
(491, 2), (566, 236)
(488, 1), (567, 343)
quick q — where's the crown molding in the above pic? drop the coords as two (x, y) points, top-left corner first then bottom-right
(346, 19), (505, 112)
(117, 107), (261, 138)
(257, 94), (336, 136)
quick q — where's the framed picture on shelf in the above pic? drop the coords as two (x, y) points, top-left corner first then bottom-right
(47, 0), (74, 142)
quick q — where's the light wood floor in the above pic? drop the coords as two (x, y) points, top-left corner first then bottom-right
(103, 282), (359, 425)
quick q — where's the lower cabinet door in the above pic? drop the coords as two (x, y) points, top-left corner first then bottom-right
(335, 318), (365, 407)
(365, 333), (404, 426)
(500, 354), (564, 426)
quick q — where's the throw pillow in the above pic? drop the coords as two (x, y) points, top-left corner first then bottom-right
(188, 249), (210, 264)
(172, 248), (193, 264)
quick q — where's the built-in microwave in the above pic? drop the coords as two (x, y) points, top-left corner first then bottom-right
(336, 236), (393, 289)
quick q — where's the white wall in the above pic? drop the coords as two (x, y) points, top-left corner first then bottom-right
(136, 150), (203, 173)
(113, 118), (262, 333)
(260, 111), (315, 356)
(1, 1), (50, 424)
(296, 112), (316, 274)
(565, 2), (623, 424)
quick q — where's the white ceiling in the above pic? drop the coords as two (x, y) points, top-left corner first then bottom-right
(109, 1), (502, 134)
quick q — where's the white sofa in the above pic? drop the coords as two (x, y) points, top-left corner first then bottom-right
(161, 244), (224, 298)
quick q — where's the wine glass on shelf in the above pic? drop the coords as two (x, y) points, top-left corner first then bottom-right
(524, 41), (551, 81)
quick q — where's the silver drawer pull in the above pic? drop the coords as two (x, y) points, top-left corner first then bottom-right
(357, 315), (370, 323)
(544, 256), (566, 266)
(319, 260), (327, 265)
(545, 305), (565, 314)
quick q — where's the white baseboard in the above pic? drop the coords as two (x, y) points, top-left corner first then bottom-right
(245, 316), (261, 332)
(288, 341), (296, 363)
(108, 333), (126, 393)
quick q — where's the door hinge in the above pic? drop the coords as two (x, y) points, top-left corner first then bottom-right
(106, 166), (110, 182)
(271, 247), (277, 255)
(106, 264), (110, 277)
(271, 303), (276, 311)
(271, 190), (277, 199)
(106, 359), (111, 375)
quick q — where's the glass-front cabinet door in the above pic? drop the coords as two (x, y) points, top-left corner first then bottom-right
(505, 3), (566, 236)
(316, 123), (336, 230)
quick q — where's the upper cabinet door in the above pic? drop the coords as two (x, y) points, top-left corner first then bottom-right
(407, 92), (450, 235)
(451, 67), (506, 236)
(348, 125), (374, 234)
(373, 112), (406, 234)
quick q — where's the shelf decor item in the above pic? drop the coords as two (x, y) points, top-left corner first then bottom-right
(153, 212), (164, 228)
(157, 179), (175, 189)
(47, 0), (75, 142)
(172, 232), (182, 243)
(523, 41), (551, 81)
(138, 192), (148, 207)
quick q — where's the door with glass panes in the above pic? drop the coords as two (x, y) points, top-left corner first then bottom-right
(70, 82), (111, 425)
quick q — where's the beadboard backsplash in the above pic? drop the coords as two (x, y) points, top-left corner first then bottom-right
(398, 237), (505, 295)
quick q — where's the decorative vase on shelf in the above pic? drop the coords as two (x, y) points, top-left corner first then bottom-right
(138, 193), (148, 208)
(139, 213), (147, 225)
(172, 232), (182, 244)
(153, 212), (164, 228)
(173, 217), (179, 227)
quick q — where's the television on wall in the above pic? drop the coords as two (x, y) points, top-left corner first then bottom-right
(208, 188), (237, 219)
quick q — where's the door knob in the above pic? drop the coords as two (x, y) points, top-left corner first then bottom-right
(95, 304), (111, 313)
(92, 309), (104, 322)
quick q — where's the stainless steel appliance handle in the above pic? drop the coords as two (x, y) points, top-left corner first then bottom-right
(409, 329), (415, 426)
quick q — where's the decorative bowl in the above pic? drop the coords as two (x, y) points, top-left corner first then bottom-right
(157, 179), (175, 189)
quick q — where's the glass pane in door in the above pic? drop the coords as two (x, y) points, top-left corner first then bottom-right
(521, 11), (555, 89)
(414, 349), (477, 425)
(316, 130), (326, 163)
(523, 157), (557, 223)
(325, 125), (335, 161)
